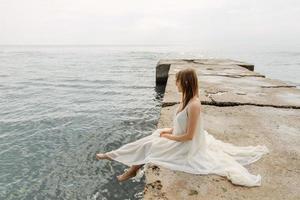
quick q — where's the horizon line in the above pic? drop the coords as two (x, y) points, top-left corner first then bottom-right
(0, 44), (198, 47)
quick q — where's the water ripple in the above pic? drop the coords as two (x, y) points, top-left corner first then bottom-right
(0, 46), (163, 200)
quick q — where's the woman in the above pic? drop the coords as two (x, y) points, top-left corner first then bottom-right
(96, 68), (269, 186)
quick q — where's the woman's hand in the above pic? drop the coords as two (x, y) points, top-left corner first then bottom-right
(159, 127), (172, 137)
(160, 127), (173, 134)
(159, 132), (172, 139)
(163, 127), (172, 132)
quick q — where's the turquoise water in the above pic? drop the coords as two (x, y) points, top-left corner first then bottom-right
(0, 45), (299, 199)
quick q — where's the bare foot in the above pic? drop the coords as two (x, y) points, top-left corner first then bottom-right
(96, 153), (112, 160)
(116, 169), (137, 182)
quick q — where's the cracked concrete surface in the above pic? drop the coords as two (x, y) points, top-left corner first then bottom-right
(143, 59), (300, 200)
(162, 60), (300, 109)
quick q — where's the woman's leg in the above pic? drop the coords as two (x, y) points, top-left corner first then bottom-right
(117, 164), (144, 182)
(96, 152), (113, 161)
(96, 153), (144, 181)
(96, 152), (145, 181)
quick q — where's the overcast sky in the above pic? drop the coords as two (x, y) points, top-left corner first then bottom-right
(1, 0), (300, 50)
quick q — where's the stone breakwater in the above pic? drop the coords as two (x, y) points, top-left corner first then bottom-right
(143, 59), (300, 200)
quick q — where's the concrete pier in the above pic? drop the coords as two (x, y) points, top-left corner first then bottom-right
(143, 59), (300, 200)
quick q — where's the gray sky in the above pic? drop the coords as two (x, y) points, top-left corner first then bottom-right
(1, 0), (300, 50)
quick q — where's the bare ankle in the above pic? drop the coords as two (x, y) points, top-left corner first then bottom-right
(96, 153), (112, 161)
(117, 169), (137, 182)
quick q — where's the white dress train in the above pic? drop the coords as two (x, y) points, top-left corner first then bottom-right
(105, 104), (269, 186)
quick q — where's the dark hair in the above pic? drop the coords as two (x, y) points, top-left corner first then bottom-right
(175, 67), (200, 111)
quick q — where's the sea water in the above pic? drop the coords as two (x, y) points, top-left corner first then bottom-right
(0, 45), (299, 199)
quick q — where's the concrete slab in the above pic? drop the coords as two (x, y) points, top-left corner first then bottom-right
(145, 59), (300, 199)
(144, 105), (300, 200)
(162, 64), (299, 108)
(201, 75), (300, 108)
(169, 63), (264, 77)
(156, 59), (255, 85)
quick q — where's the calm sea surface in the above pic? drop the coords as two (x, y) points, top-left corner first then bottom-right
(0, 45), (299, 200)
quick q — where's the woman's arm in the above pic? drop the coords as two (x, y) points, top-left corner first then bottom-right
(159, 127), (173, 135)
(160, 133), (191, 142)
(160, 102), (201, 142)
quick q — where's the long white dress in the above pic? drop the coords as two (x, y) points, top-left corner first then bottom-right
(105, 104), (270, 187)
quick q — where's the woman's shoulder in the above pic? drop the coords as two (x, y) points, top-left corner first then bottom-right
(189, 97), (201, 108)
(187, 97), (201, 115)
